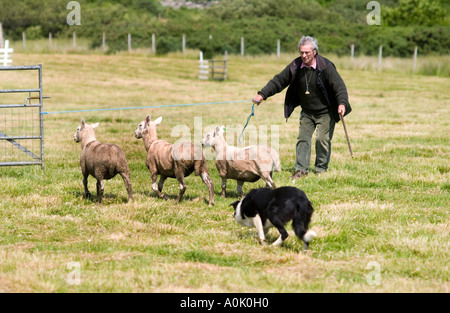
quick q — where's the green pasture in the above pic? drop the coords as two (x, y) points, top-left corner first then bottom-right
(0, 51), (448, 292)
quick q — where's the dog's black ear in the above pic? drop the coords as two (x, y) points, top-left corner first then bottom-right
(230, 201), (240, 209)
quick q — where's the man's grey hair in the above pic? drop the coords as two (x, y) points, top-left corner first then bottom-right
(298, 36), (319, 53)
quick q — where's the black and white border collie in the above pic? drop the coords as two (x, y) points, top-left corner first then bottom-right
(231, 186), (317, 250)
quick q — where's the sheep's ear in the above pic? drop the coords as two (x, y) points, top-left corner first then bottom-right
(217, 125), (225, 136)
(80, 118), (86, 129)
(145, 115), (151, 124)
(92, 123), (99, 129)
(214, 125), (221, 136)
(154, 116), (162, 125)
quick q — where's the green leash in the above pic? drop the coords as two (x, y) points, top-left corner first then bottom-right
(238, 99), (259, 144)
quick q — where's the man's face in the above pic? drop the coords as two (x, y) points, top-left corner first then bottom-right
(300, 43), (316, 66)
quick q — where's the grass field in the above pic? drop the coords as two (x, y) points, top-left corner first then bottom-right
(0, 51), (448, 293)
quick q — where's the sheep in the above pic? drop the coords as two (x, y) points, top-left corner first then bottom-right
(134, 115), (214, 206)
(201, 125), (281, 197)
(74, 118), (133, 205)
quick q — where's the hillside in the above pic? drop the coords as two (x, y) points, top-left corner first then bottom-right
(0, 0), (449, 56)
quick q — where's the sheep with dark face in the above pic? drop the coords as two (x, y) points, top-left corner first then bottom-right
(134, 115), (214, 206)
(74, 118), (133, 204)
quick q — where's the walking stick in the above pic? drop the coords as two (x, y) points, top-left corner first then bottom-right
(339, 112), (353, 158)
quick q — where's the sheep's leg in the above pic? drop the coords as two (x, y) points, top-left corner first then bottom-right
(262, 173), (276, 189)
(83, 175), (91, 199)
(151, 174), (167, 200)
(176, 176), (186, 203)
(96, 179), (104, 205)
(236, 180), (245, 197)
(158, 176), (167, 192)
(220, 177), (227, 197)
(201, 171), (215, 206)
(120, 172), (133, 202)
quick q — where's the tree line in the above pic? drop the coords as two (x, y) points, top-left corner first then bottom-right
(0, 0), (448, 57)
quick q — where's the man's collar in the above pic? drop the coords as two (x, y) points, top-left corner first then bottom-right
(301, 58), (317, 69)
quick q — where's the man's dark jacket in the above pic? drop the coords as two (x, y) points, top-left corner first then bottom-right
(258, 54), (351, 122)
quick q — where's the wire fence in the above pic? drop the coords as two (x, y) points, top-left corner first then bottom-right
(0, 65), (45, 168)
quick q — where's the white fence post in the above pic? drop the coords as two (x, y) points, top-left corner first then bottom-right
(223, 50), (228, 80)
(350, 44), (354, 62)
(413, 46), (418, 73)
(277, 39), (280, 57)
(241, 37), (244, 57)
(1, 40), (14, 66)
(102, 32), (106, 51)
(0, 23), (3, 49)
(378, 45), (383, 71)
(198, 51), (209, 80)
(152, 34), (156, 54)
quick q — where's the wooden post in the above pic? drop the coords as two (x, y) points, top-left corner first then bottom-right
(198, 51), (209, 80)
(73, 31), (76, 48)
(49, 32), (52, 47)
(413, 46), (418, 73)
(241, 37), (244, 57)
(224, 50), (228, 80)
(209, 34), (213, 57)
(277, 39), (280, 57)
(350, 44), (354, 62)
(0, 23), (3, 49)
(152, 34), (156, 54)
(22, 32), (26, 49)
(211, 56), (215, 80)
(182, 34), (186, 54)
(378, 45), (382, 71)
(102, 32), (106, 51)
(128, 33), (131, 52)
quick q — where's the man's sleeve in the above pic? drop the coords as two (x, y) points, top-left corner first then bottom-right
(258, 64), (292, 100)
(324, 65), (349, 109)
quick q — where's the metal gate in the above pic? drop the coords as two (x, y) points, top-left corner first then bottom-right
(0, 65), (46, 169)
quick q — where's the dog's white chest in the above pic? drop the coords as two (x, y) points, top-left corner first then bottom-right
(234, 201), (273, 228)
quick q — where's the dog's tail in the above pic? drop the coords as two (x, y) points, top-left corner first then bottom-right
(293, 200), (316, 250)
(304, 200), (315, 237)
(302, 201), (316, 243)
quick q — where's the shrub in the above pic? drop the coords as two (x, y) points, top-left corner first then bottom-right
(25, 26), (43, 40)
(156, 36), (181, 54)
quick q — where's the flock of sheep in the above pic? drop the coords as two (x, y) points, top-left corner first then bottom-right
(73, 115), (281, 205)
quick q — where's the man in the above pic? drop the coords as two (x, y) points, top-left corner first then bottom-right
(252, 36), (351, 179)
